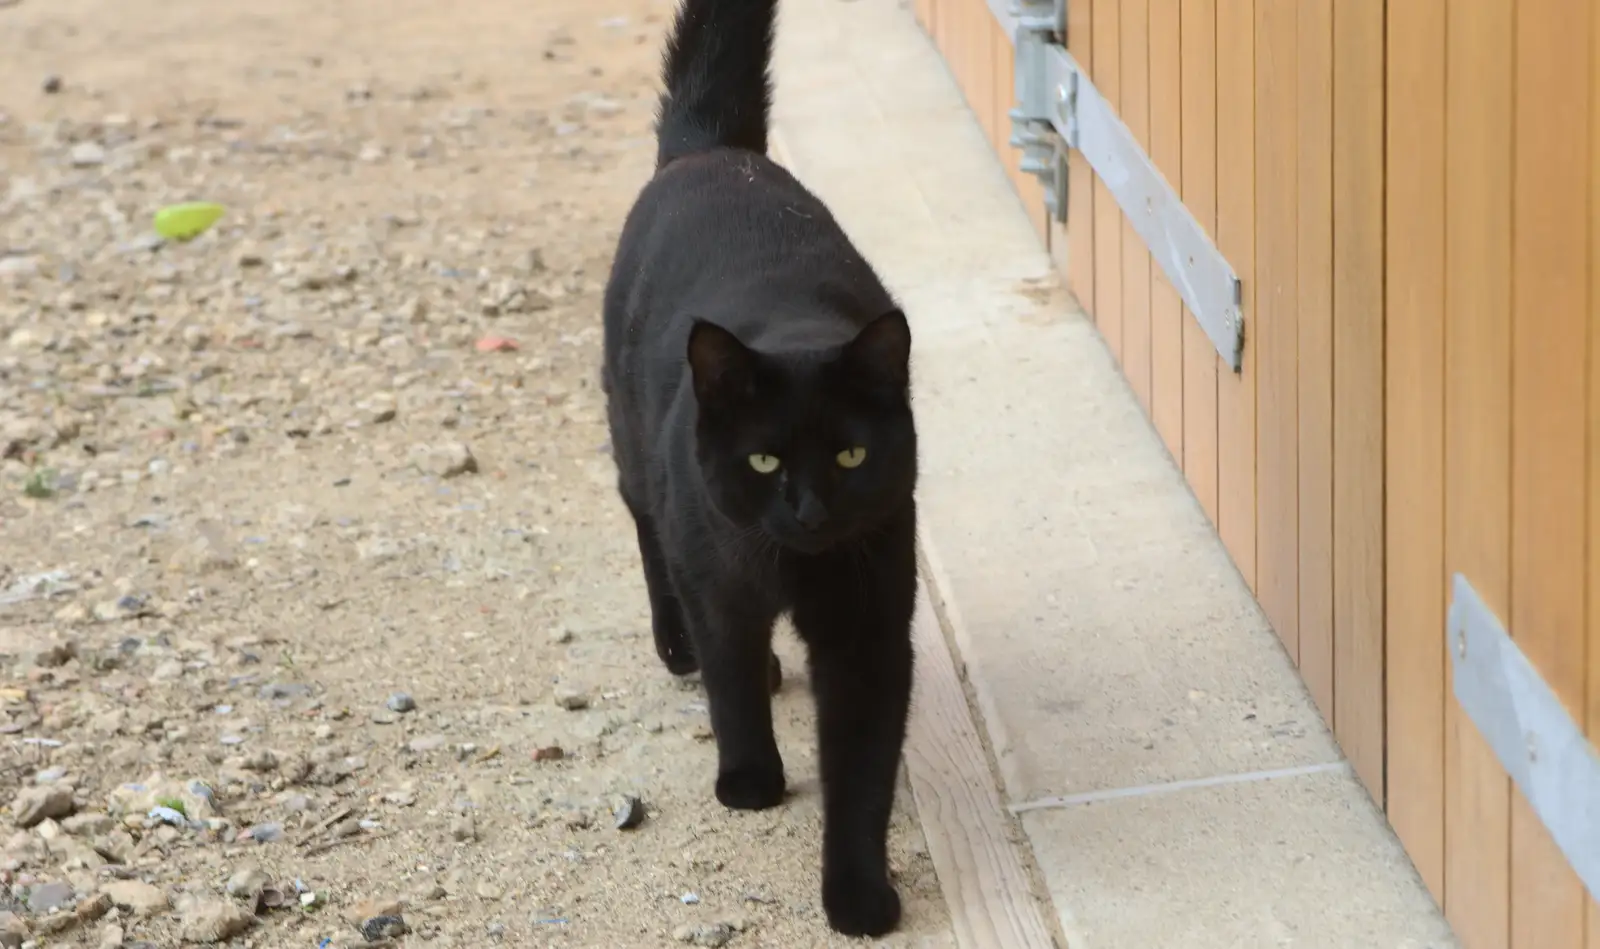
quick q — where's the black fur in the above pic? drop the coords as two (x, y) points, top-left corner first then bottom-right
(601, 0), (918, 937)
(653, 0), (776, 167)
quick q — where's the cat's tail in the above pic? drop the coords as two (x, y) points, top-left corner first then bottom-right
(654, 0), (778, 169)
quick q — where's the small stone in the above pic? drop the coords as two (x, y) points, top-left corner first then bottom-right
(179, 899), (255, 943)
(612, 795), (645, 831)
(0, 912), (24, 949)
(416, 441), (477, 478)
(548, 626), (573, 644)
(531, 745), (565, 762)
(224, 867), (270, 900)
(672, 923), (735, 947)
(100, 880), (167, 916)
(69, 142), (106, 167)
(240, 749), (278, 772)
(475, 881), (504, 901)
(344, 898), (402, 925)
(385, 692), (416, 713)
(60, 812), (113, 836)
(42, 75), (63, 94)
(407, 735), (446, 753)
(74, 891), (112, 922)
(98, 922), (124, 948)
(360, 915), (409, 941)
(450, 815), (477, 842)
(32, 640), (76, 668)
(553, 688), (588, 711)
(28, 880), (75, 913)
(13, 785), (75, 827)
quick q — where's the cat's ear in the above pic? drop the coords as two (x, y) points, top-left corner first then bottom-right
(687, 319), (757, 407)
(841, 309), (911, 390)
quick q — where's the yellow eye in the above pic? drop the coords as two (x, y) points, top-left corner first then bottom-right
(748, 453), (781, 474)
(836, 446), (867, 469)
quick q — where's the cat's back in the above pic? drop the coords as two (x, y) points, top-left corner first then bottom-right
(603, 148), (892, 400)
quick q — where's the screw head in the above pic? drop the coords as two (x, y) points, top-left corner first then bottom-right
(1456, 629), (1468, 659)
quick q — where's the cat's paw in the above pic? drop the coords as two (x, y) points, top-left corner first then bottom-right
(822, 872), (902, 938)
(714, 765), (786, 811)
(662, 650), (700, 677)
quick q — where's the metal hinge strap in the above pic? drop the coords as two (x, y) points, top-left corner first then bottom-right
(1006, 2), (1244, 371)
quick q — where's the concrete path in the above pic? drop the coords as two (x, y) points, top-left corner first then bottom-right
(772, 1), (1461, 946)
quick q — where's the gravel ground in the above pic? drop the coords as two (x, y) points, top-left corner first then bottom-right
(0, 0), (955, 945)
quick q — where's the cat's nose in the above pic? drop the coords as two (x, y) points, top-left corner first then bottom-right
(795, 495), (829, 531)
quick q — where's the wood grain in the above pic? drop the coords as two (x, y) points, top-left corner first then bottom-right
(1296, 0), (1334, 726)
(904, 582), (1059, 949)
(1381, 0), (1447, 906)
(1179, 0), (1219, 523)
(1330, 0), (1384, 805)
(1443, 0), (1515, 942)
(1119, 0), (1153, 411)
(1508, 0), (1591, 943)
(1062, 0), (1096, 316)
(1091, 0), (1124, 358)
(1215, 0), (1257, 588)
(1148, 0), (1184, 459)
(1254, 0), (1299, 662)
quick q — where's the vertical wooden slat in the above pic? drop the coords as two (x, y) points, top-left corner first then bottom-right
(1180, 0), (1219, 523)
(1215, 0), (1257, 588)
(1120, 0), (1153, 408)
(1254, 0), (1298, 662)
(1443, 0), (1515, 942)
(1589, 44), (1600, 935)
(1060, 0), (1096, 316)
(1382, 0), (1447, 906)
(1148, 0), (1184, 459)
(1508, 1), (1592, 945)
(992, 26), (1011, 160)
(1589, 10), (1600, 942)
(971, 13), (998, 149)
(1092, 0), (1124, 358)
(1331, 0), (1385, 805)
(1295, 0), (1334, 725)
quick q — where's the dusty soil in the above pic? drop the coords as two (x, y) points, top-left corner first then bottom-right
(0, 0), (954, 945)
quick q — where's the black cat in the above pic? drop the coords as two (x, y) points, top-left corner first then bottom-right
(600, 0), (919, 937)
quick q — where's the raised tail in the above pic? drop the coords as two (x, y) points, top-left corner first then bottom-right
(654, 0), (778, 168)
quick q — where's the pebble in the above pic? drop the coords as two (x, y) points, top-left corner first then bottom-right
(100, 880), (168, 916)
(41, 74), (63, 94)
(0, 912), (24, 949)
(178, 898), (256, 943)
(12, 785), (75, 827)
(421, 441), (477, 478)
(450, 815), (477, 842)
(672, 922), (735, 947)
(98, 922), (124, 949)
(360, 914), (409, 941)
(224, 866), (270, 899)
(28, 880), (75, 912)
(532, 745), (565, 762)
(612, 794), (645, 831)
(385, 692), (416, 713)
(69, 142), (106, 167)
(553, 688), (588, 711)
(548, 625), (573, 644)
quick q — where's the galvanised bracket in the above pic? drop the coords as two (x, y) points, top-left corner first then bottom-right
(1004, 0), (1245, 371)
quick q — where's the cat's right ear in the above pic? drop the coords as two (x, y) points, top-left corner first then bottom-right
(687, 320), (756, 408)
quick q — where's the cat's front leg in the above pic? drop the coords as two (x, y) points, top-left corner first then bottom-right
(676, 576), (787, 810)
(793, 531), (917, 938)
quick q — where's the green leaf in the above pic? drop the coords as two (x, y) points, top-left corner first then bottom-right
(152, 202), (226, 242)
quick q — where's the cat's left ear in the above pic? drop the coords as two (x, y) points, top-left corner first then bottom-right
(841, 309), (911, 390)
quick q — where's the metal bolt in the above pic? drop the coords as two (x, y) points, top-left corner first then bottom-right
(1526, 732), (1539, 764)
(1456, 629), (1467, 659)
(1056, 84), (1069, 104)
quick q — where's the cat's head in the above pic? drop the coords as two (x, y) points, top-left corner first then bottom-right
(686, 311), (916, 554)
